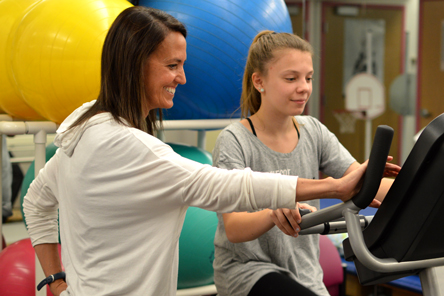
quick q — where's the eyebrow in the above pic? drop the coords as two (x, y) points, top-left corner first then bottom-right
(283, 70), (314, 75)
(164, 58), (184, 63)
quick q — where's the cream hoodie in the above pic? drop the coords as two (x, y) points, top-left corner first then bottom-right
(23, 101), (297, 296)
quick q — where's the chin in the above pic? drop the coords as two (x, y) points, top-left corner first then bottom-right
(163, 102), (174, 110)
(290, 109), (305, 116)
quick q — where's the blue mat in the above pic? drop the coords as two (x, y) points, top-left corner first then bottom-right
(320, 199), (377, 216)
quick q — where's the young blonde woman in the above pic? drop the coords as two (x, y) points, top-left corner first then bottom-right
(212, 31), (399, 296)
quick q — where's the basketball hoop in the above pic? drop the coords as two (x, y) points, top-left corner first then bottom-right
(333, 109), (357, 134)
(345, 73), (385, 120)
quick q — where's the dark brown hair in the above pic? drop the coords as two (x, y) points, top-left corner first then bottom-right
(241, 30), (314, 118)
(69, 6), (187, 134)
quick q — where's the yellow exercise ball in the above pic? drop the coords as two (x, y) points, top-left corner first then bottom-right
(11, 0), (133, 124)
(0, 0), (45, 120)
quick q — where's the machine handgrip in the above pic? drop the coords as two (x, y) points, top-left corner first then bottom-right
(299, 208), (311, 216)
(351, 125), (394, 209)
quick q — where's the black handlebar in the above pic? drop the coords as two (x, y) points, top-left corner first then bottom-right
(351, 125), (394, 209)
(297, 125), (394, 231)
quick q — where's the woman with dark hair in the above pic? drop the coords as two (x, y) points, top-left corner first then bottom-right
(23, 7), (394, 296)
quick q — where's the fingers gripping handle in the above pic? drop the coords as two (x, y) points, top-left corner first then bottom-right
(298, 125), (393, 231)
(352, 125), (394, 209)
(299, 208), (311, 216)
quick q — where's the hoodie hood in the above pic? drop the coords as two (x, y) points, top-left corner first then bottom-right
(54, 100), (113, 157)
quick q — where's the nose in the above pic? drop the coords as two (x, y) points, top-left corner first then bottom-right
(297, 80), (310, 93)
(176, 68), (186, 85)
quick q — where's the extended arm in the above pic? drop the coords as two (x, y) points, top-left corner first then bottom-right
(223, 162), (368, 243)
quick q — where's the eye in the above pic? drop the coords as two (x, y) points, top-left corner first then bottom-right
(168, 64), (178, 69)
(306, 77), (313, 82)
(285, 77), (295, 81)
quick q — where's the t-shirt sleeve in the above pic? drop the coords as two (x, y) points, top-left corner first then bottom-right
(314, 118), (356, 178)
(212, 127), (247, 170)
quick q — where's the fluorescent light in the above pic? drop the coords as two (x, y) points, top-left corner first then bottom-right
(287, 6), (299, 16)
(336, 6), (359, 16)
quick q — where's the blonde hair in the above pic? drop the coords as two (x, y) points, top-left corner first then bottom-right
(240, 30), (314, 118)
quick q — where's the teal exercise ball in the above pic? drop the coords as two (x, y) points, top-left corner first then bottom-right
(178, 207), (218, 289)
(139, 0), (293, 120)
(20, 142), (59, 230)
(167, 143), (218, 289)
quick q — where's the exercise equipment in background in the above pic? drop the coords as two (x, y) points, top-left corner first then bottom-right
(20, 143), (59, 230)
(166, 143), (217, 289)
(140, 0), (293, 120)
(0, 238), (62, 296)
(1, 0), (293, 123)
(0, 0), (132, 123)
(0, 0), (45, 120)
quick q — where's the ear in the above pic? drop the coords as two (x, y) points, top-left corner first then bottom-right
(251, 72), (263, 92)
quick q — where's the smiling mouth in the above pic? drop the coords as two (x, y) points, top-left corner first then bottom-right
(164, 87), (176, 95)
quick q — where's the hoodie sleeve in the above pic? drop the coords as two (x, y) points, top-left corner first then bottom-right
(23, 151), (60, 246)
(180, 164), (298, 213)
(145, 142), (298, 213)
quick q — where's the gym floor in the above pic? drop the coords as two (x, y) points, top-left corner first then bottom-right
(2, 209), (28, 246)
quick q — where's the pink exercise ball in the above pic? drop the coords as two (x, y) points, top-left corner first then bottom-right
(0, 238), (62, 296)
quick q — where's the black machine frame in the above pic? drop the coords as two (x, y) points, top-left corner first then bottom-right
(299, 113), (444, 296)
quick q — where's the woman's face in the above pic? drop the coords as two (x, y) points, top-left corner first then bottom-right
(257, 48), (313, 117)
(143, 31), (187, 116)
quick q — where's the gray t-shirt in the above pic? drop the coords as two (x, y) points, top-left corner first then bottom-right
(212, 115), (355, 296)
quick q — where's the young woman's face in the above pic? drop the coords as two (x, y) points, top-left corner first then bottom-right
(143, 31), (187, 116)
(258, 48), (313, 116)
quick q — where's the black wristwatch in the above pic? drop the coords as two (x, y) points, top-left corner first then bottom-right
(37, 271), (66, 291)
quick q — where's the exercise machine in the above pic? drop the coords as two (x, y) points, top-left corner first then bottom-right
(299, 113), (444, 296)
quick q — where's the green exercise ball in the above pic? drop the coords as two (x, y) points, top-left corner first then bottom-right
(168, 143), (218, 289)
(20, 142), (59, 230)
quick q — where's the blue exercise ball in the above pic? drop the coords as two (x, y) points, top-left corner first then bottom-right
(139, 0), (293, 120)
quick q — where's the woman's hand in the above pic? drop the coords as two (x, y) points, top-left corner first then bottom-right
(49, 280), (68, 296)
(383, 156), (401, 178)
(337, 161), (368, 202)
(338, 157), (401, 203)
(269, 203), (316, 237)
(299, 202), (317, 214)
(368, 198), (382, 208)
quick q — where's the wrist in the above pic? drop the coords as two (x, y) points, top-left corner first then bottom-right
(50, 278), (66, 287)
(326, 177), (341, 199)
(37, 271), (65, 291)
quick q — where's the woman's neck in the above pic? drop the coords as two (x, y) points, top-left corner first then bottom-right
(245, 109), (300, 154)
(251, 109), (296, 136)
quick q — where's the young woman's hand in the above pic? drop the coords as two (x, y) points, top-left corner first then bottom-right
(269, 203), (316, 237)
